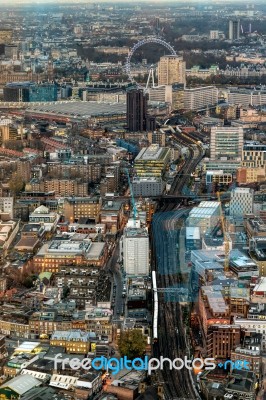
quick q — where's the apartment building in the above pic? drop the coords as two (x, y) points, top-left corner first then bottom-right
(50, 330), (91, 354)
(158, 55), (186, 85)
(206, 324), (241, 359)
(47, 163), (102, 182)
(242, 142), (266, 168)
(30, 179), (88, 197)
(63, 197), (101, 222)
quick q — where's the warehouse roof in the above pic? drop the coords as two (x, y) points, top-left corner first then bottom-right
(0, 374), (41, 395)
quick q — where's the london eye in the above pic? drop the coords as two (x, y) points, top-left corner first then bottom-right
(125, 36), (177, 89)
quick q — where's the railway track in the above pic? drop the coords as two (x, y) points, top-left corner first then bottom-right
(169, 131), (204, 196)
(152, 210), (199, 399)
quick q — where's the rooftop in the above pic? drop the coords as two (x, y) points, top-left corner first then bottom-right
(26, 101), (126, 120)
(36, 239), (105, 260)
(135, 145), (169, 162)
(51, 330), (92, 342)
(124, 227), (149, 238)
(253, 277), (266, 293)
(0, 374), (41, 395)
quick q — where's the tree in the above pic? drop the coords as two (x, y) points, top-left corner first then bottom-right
(118, 329), (147, 360)
(9, 173), (25, 196)
(23, 276), (34, 288)
(63, 285), (70, 299)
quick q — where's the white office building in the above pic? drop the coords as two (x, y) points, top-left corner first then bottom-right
(229, 187), (254, 217)
(132, 177), (165, 197)
(210, 126), (244, 161)
(121, 227), (149, 276)
(228, 88), (266, 107)
(148, 85), (173, 104)
(184, 86), (218, 111)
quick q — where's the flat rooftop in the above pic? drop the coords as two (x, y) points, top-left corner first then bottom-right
(15, 341), (40, 352)
(133, 177), (162, 183)
(135, 145), (169, 162)
(189, 207), (219, 218)
(36, 240), (105, 259)
(51, 330), (91, 342)
(230, 249), (257, 269)
(124, 227), (149, 238)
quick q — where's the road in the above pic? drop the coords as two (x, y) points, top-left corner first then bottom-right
(105, 240), (124, 319)
(152, 208), (199, 400)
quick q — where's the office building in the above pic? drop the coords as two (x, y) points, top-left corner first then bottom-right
(126, 89), (147, 132)
(210, 126), (244, 161)
(132, 177), (165, 197)
(134, 144), (171, 178)
(207, 325), (241, 359)
(3, 83), (30, 102)
(187, 201), (220, 235)
(121, 227), (149, 276)
(148, 85), (172, 104)
(229, 188), (254, 217)
(33, 238), (107, 273)
(158, 55), (186, 85)
(228, 88), (266, 107)
(205, 160), (241, 174)
(242, 142), (266, 168)
(184, 86), (218, 111)
(229, 19), (240, 41)
(63, 197), (101, 222)
(3, 83), (57, 103)
(28, 84), (57, 102)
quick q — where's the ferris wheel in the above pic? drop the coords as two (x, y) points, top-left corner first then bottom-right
(125, 36), (177, 89)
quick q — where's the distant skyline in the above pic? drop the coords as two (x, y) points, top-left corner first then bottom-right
(0, 0), (264, 4)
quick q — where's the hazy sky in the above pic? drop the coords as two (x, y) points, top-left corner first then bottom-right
(0, 0), (259, 4)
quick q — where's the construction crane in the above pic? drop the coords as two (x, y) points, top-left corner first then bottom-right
(217, 191), (230, 272)
(125, 168), (137, 226)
